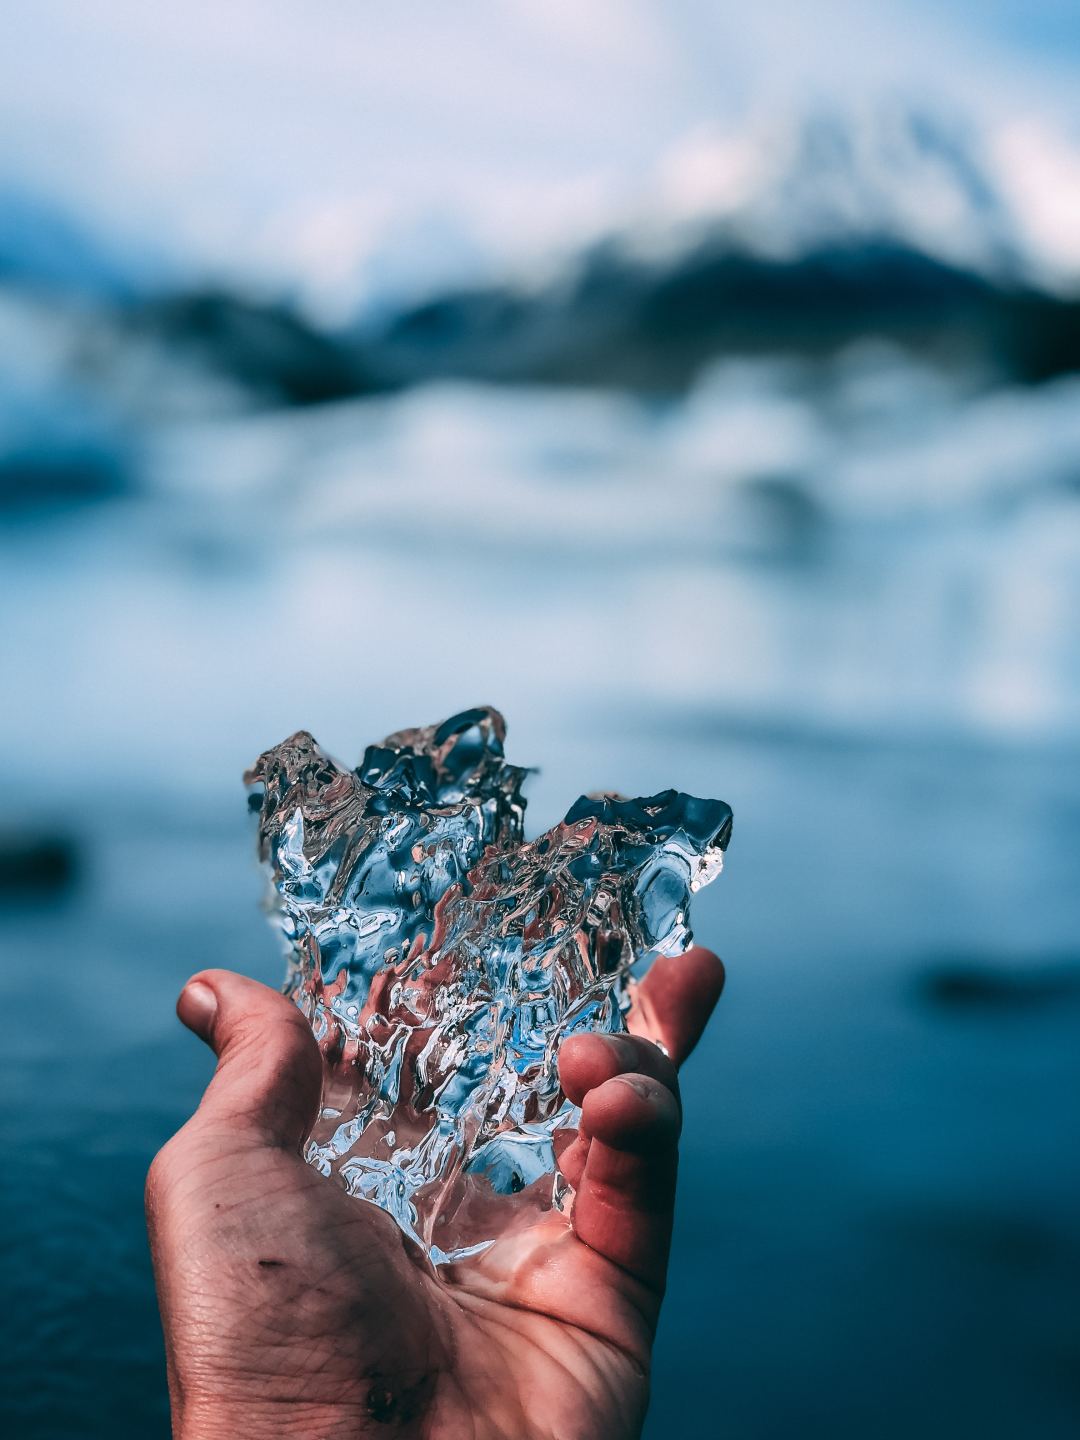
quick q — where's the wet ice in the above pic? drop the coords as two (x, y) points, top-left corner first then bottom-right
(246, 707), (731, 1261)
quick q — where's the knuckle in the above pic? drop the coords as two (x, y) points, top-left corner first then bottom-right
(627, 1034), (680, 1089)
(145, 1133), (186, 1208)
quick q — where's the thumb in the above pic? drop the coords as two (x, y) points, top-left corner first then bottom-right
(177, 969), (323, 1151)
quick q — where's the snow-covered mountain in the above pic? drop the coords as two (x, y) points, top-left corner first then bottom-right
(636, 106), (1019, 277)
(358, 105), (1080, 395)
(1, 103), (1078, 411)
(4, 102), (1080, 311)
(585, 101), (1080, 303)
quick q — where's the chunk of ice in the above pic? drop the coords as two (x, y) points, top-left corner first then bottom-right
(246, 707), (731, 1261)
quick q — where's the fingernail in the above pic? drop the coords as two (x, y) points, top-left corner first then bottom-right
(605, 1033), (641, 1060)
(178, 980), (217, 1041)
(617, 1074), (655, 1100)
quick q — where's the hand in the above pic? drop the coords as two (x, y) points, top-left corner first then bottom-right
(146, 947), (725, 1439)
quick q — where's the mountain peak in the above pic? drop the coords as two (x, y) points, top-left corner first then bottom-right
(633, 102), (1026, 285)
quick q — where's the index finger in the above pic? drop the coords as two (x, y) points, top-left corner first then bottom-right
(626, 945), (725, 1066)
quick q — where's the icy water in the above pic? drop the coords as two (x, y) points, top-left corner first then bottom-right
(3, 357), (1080, 1437)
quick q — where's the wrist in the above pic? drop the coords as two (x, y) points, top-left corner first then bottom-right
(178, 1399), (373, 1440)
(177, 1392), (433, 1440)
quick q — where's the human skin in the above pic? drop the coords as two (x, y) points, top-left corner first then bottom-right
(146, 946), (725, 1439)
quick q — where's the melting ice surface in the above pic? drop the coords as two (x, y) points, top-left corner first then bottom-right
(246, 708), (732, 1262)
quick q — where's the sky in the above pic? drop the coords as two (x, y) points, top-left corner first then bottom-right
(1, 1), (1078, 315)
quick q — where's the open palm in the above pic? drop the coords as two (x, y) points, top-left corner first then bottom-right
(147, 947), (724, 1439)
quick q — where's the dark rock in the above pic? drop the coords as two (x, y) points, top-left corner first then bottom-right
(0, 833), (79, 898)
(0, 446), (129, 514)
(373, 239), (1080, 394)
(917, 956), (1080, 1012)
(133, 290), (395, 407)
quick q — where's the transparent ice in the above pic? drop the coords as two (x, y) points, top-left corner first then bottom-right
(246, 707), (732, 1262)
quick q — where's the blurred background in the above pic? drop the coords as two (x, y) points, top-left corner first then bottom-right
(2, 3), (1079, 1436)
